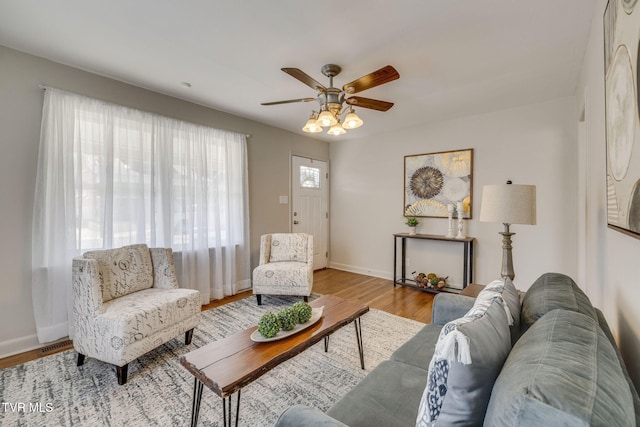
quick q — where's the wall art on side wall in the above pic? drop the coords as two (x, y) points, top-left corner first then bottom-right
(404, 149), (473, 218)
(604, 0), (640, 238)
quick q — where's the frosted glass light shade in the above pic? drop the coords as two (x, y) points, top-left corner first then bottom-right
(479, 184), (536, 225)
(327, 123), (346, 135)
(342, 111), (363, 129)
(317, 110), (337, 127)
(302, 117), (322, 133)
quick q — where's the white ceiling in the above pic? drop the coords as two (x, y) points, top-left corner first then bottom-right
(0, 0), (596, 142)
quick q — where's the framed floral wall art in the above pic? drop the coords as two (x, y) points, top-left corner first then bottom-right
(604, 0), (640, 238)
(404, 149), (473, 218)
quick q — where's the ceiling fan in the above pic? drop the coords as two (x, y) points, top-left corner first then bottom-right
(261, 64), (400, 135)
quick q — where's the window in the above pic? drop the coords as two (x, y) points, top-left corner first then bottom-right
(300, 165), (321, 188)
(32, 88), (251, 343)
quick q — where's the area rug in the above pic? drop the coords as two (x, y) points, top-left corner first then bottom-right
(0, 295), (425, 426)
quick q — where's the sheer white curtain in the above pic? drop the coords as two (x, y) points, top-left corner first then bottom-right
(32, 88), (250, 343)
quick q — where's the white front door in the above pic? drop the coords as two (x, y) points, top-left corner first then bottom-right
(292, 156), (328, 269)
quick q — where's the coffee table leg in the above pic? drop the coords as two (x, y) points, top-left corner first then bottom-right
(324, 336), (329, 352)
(191, 378), (204, 427)
(235, 389), (241, 427)
(222, 390), (242, 427)
(354, 317), (365, 369)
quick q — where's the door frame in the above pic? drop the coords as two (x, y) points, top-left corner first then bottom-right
(290, 153), (330, 269)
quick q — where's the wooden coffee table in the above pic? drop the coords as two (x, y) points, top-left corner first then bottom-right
(180, 294), (370, 427)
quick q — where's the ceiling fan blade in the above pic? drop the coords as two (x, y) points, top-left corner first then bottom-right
(282, 68), (327, 92)
(261, 97), (316, 106)
(342, 65), (400, 94)
(345, 96), (394, 112)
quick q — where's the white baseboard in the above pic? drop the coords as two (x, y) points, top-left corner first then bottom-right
(0, 334), (43, 359)
(328, 262), (392, 280)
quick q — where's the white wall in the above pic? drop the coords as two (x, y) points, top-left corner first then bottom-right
(579, 0), (640, 387)
(0, 45), (329, 357)
(330, 97), (578, 291)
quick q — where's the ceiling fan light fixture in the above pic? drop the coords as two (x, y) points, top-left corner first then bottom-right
(342, 109), (363, 129)
(317, 109), (338, 127)
(327, 122), (346, 136)
(302, 114), (323, 133)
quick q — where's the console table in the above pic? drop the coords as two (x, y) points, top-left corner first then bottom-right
(393, 233), (474, 294)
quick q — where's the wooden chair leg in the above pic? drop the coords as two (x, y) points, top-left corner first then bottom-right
(256, 294), (262, 305)
(116, 364), (128, 385)
(77, 353), (85, 367)
(303, 296), (309, 303)
(185, 328), (194, 345)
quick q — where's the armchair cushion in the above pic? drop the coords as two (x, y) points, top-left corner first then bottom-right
(253, 262), (313, 296)
(83, 244), (154, 302)
(268, 233), (309, 263)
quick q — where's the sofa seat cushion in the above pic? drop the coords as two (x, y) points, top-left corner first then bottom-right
(416, 297), (511, 426)
(253, 262), (312, 295)
(521, 272), (596, 333)
(485, 309), (636, 426)
(390, 324), (442, 370)
(327, 360), (428, 427)
(97, 288), (201, 346)
(83, 244), (154, 302)
(268, 233), (309, 262)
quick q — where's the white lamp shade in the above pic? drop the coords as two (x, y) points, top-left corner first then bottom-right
(479, 184), (536, 225)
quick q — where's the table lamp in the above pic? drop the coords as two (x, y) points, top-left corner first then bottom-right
(479, 182), (536, 280)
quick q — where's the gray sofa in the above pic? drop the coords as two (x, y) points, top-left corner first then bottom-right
(275, 273), (640, 426)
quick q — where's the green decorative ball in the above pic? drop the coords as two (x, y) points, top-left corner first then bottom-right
(292, 301), (313, 324)
(258, 312), (281, 338)
(278, 306), (299, 331)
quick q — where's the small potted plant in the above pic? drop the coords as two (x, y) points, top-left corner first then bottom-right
(405, 217), (419, 235)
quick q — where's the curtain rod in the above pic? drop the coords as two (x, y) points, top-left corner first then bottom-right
(38, 84), (251, 138)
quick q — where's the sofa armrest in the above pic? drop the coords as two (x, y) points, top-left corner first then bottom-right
(150, 248), (180, 289)
(275, 405), (348, 427)
(431, 293), (475, 325)
(72, 257), (105, 317)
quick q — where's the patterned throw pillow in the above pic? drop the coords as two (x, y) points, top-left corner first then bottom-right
(83, 244), (153, 302)
(416, 295), (512, 426)
(268, 233), (308, 262)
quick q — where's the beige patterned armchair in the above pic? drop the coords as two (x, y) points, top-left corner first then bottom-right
(252, 233), (314, 305)
(72, 244), (201, 385)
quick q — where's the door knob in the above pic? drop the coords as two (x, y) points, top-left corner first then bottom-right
(293, 220), (299, 225)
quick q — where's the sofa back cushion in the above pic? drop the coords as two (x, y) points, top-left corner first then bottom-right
(83, 244), (153, 302)
(415, 297), (511, 426)
(268, 233), (309, 263)
(484, 309), (635, 426)
(521, 272), (596, 333)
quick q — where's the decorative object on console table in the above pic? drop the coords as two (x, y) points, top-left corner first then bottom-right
(404, 149), (473, 218)
(405, 217), (419, 236)
(479, 181), (536, 280)
(456, 200), (465, 239)
(446, 203), (455, 237)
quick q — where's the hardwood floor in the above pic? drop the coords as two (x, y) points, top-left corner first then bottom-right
(0, 268), (435, 369)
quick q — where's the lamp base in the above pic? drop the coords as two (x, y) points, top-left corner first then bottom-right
(499, 223), (515, 280)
